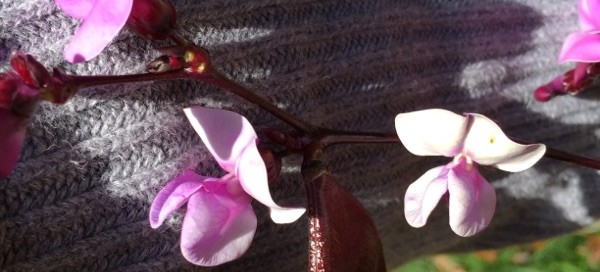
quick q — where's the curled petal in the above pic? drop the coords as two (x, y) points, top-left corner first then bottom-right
(55, 0), (97, 19)
(579, 0), (600, 32)
(447, 158), (496, 237)
(237, 143), (305, 224)
(184, 107), (257, 174)
(149, 170), (216, 228)
(181, 186), (256, 266)
(0, 110), (27, 179)
(395, 109), (468, 157)
(63, 0), (133, 63)
(463, 113), (545, 172)
(558, 32), (600, 63)
(404, 165), (449, 228)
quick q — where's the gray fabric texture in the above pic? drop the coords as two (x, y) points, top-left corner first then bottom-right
(1, 0), (599, 271)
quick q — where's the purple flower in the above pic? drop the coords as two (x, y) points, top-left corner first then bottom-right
(559, 0), (600, 63)
(149, 107), (305, 266)
(55, 0), (134, 63)
(395, 109), (545, 237)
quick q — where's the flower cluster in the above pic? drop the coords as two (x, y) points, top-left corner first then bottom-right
(1, 0), (581, 269)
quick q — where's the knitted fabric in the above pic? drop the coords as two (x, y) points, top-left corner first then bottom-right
(1, 0), (599, 271)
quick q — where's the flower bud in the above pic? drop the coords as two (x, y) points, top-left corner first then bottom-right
(258, 147), (282, 184)
(10, 51), (49, 88)
(126, 0), (176, 40)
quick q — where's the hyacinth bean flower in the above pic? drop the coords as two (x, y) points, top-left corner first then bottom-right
(150, 107), (305, 266)
(395, 109), (546, 237)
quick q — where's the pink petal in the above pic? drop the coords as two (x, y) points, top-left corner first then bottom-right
(0, 109), (27, 179)
(447, 158), (496, 237)
(63, 0), (133, 63)
(404, 165), (449, 228)
(181, 185), (256, 266)
(183, 107), (257, 174)
(395, 109), (468, 157)
(462, 113), (546, 172)
(558, 32), (600, 63)
(55, 0), (97, 19)
(149, 170), (216, 228)
(237, 143), (305, 224)
(579, 0), (600, 32)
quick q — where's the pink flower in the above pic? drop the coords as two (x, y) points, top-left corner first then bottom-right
(55, 0), (134, 63)
(395, 109), (546, 237)
(149, 107), (305, 266)
(559, 0), (600, 63)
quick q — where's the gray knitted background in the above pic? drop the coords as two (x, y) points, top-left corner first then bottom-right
(1, 0), (599, 271)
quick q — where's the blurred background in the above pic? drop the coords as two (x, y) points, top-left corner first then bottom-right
(395, 222), (600, 272)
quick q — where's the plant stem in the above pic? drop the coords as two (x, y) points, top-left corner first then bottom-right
(200, 68), (319, 136)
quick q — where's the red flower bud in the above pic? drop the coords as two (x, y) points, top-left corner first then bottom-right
(127, 0), (176, 40)
(10, 51), (49, 88)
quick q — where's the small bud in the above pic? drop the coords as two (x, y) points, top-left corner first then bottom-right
(10, 51), (49, 88)
(533, 86), (553, 102)
(126, 0), (176, 40)
(533, 75), (565, 102)
(258, 147), (282, 184)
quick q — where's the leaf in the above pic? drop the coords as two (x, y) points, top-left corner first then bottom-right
(303, 160), (386, 271)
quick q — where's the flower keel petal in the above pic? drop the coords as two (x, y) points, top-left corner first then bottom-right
(447, 158), (496, 237)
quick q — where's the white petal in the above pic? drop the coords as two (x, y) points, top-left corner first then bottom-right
(404, 165), (449, 228)
(395, 109), (468, 157)
(463, 113), (546, 172)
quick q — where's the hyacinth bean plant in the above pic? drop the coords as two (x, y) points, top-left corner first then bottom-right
(1, 0), (600, 271)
